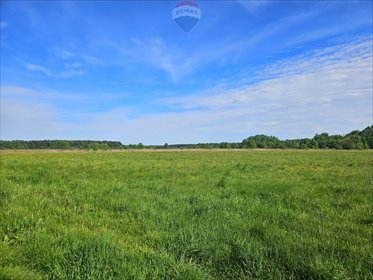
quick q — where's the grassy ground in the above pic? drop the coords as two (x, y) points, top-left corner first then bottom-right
(0, 150), (372, 279)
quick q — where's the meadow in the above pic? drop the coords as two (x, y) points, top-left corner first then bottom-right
(0, 150), (372, 279)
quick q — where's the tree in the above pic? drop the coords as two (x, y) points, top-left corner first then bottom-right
(360, 126), (373, 148)
(100, 143), (110, 151)
(341, 135), (364, 150)
(242, 135), (280, 149)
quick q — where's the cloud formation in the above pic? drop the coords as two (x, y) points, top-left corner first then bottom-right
(25, 63), (84, 78)
(2, 36), (371, 144)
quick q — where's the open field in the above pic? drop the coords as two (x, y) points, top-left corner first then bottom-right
(0, 150), (372, 279)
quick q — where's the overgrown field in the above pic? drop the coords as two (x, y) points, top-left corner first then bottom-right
(0, 150), (372, 279)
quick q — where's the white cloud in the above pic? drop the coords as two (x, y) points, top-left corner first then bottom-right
(59, 50), (75, 59)
(2, 37), (372, 143)
(25, 62), (84, 78)
(52, 49), (75, 60)
(0, 99), (64, 140)
(156, 37), (372, 140)
(59, 69), (84, 78)
(124, 5), (348, 83)
(22, 48), (89, 78)
(0, 85), (126, 102)
(25, 63), (53, 76)
(166, 37), (372, 109)
(129, 37), (196, 82)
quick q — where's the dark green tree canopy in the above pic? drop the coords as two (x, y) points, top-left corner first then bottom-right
(1, 126), (372, 150)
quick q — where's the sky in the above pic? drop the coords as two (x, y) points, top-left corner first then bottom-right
(1, 0), (372, 145)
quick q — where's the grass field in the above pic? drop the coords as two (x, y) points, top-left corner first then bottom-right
(0, 150), (372, 279)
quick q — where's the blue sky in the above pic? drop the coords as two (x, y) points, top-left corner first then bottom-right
(1, 0), (372, 144)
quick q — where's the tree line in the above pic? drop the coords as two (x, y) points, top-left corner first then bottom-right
(1, 126), (372, 150)
(0, 140), (123, 150)
(161, 126), (373, 150)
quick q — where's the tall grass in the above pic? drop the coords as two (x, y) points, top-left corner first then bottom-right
(0, 150), (372, 279)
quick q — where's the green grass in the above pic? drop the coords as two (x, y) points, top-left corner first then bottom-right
(0, 150), (372, 279)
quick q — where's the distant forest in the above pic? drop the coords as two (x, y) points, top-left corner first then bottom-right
(1, 126), (372, 150)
